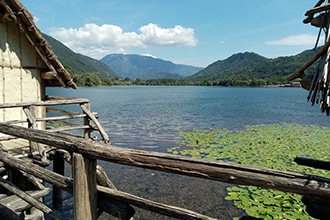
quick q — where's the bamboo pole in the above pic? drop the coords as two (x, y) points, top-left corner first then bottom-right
(0, 123), (330, 200)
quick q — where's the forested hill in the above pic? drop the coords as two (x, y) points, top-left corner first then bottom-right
(43, 34), (117, 78)
(188, 50), (319, 86)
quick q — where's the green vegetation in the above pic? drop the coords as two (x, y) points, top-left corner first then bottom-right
(46, 30), (321, 87)
(168, 123), (330, 219)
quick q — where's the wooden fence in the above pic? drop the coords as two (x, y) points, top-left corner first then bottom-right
(0, 97), (329, 219)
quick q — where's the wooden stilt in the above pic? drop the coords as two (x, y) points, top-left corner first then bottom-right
(72, 153), (97, 220)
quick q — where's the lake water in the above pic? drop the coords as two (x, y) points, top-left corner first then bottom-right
(46, 86), (330, 219)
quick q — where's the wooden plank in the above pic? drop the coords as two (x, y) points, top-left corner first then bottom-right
(0, 98), (89, 109)
(37, 114), (86, 122)
(46, 125), (90, 132)
(1, 123), (330, 200)
(73, 153), (97, 220)
(0, 178), (68, 220)
(0, 188), (50, 212)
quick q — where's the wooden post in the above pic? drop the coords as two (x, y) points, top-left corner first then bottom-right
(82, 103), (91, 140)
(53, 152), (65, 212)
(72, 153), (97, 220)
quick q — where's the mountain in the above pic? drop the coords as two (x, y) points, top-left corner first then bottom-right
(43, 34), (117, 78)
(188, 50), (319, 83)
(100, 54), (203, 80)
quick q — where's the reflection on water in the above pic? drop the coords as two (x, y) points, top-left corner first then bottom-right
(46, 86), (330, 219)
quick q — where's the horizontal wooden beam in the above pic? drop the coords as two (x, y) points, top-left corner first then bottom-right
(305, 3), (330, 17)
(0, 98), (89, 109)
(0, 123), (330, 200)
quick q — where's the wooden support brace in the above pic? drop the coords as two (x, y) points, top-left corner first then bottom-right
(80, 104), (110, 143)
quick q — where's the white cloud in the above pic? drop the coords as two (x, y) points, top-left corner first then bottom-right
(142, 53), (157, 58)
(265, 34), (321, 46)
(49, 23), (197, 59)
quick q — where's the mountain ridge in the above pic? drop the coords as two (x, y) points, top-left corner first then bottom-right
(100, 53), (203, 80)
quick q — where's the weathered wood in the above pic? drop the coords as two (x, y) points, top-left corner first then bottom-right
(47, 125), (90, 132)
(303, 0), (326, 23)
(46, 107), (80, 117)
(96, 165), (116, 189)
(82, 103), (91, 140)
(19, 171), (44, 190)
(0, 149), (73, 192)
(38, 114), (86, 122)
(98, 186), (216, 220)
(73, 153), (97, 220)
(40, 71), (57, 80)
(288, 39), (330, 81)
(0, 188), (50, 212)
(23, 107), (45, 159)
(96, 165), (136, 220)
(1, 123), (330, 200)
(80, 104), (109, 143)
(305, 3), (330, 17)
(295, 157), (330, 171)
(0, 98), (89, 109)
(0, 150), (215, 220)
(0, 178), (68, 220)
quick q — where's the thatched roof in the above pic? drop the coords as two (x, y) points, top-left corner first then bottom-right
(0, 0), (77, 89)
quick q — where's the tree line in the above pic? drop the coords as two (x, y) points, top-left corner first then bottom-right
(70, 71), (289, 87)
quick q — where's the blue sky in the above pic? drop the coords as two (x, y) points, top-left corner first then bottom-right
(21, 0), (320, 67)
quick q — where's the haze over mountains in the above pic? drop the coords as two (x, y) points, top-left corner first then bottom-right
(45, 33), (317, 84)
(100, 54), (203, 79)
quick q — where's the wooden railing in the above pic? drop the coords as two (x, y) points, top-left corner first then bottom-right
(0, 122), (329, 219)
(0, 96), (109, 160)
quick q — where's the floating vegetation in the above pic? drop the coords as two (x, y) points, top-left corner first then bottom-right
(168, 123), (330, 219)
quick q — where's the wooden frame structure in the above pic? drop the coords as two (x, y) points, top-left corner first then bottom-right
(0, 0), (330, 219)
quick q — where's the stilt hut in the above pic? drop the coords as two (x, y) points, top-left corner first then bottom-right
(0, 0), (77, 154)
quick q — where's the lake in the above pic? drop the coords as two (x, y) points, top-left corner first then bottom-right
(47, 86), (330, 219)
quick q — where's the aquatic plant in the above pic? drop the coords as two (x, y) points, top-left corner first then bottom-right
(168, 123), (330, 219)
